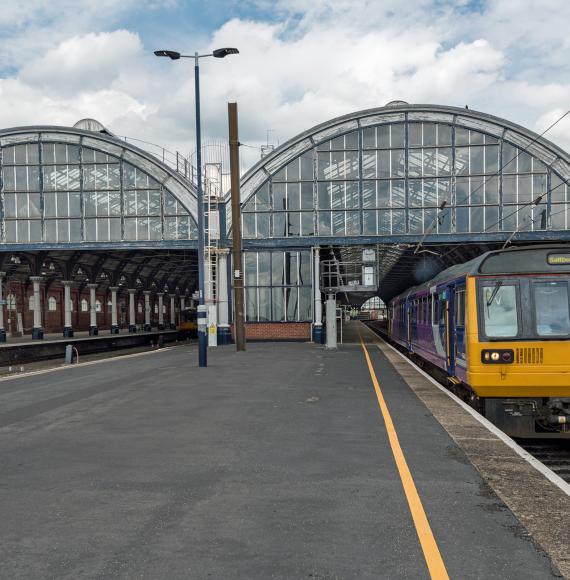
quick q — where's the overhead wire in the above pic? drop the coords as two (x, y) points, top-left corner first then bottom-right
(421, 108), (570, 261)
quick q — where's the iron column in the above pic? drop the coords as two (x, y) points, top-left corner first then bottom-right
(194, 52), (207, 367)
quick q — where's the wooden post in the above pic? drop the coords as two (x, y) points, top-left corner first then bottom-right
(228, 102), (246, 351)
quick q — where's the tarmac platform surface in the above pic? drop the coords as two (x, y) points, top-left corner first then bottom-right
(0, 337), (561, 578)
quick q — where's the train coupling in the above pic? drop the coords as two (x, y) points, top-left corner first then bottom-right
(546, 415), (567, 425)
(544, 399), (570, 429)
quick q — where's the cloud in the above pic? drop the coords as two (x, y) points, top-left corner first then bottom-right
(0, 1), (570, 173)
(197, 19), (505, 158)
(21, 30), (143, 95)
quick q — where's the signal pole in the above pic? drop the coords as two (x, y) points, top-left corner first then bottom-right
(228, 102), (246, 351)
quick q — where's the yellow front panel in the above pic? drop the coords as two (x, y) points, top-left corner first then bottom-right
(465, 277), (570, 397)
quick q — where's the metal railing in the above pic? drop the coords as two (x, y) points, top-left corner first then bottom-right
(320, 260), (378, 293)
(118, 135), (198, 184)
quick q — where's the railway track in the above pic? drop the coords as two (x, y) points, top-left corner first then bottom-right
(518, 441), (570, 483)
(364, 320), (570, 484)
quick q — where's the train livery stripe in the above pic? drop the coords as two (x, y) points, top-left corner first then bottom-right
(360, 339), (450, 580)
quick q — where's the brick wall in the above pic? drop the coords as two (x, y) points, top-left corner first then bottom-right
(231, 322), (311, 342)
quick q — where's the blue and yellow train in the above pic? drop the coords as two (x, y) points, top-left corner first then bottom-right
(388, 245), (570, 438)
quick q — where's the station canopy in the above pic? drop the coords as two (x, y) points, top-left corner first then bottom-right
(231, 102), (570, 300)
(2, 103), (570, 302)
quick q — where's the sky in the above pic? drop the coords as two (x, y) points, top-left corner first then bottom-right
(0, 0), (569, 171)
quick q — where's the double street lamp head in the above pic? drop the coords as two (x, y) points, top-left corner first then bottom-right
(154, 48), (239, 60)
(212, 47), (239, 58)
(154, 49), (181, 60)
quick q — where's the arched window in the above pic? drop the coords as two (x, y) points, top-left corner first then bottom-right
(48, 296), (57, 311)
(0, 138), (198, 244)
(154, 303), (158, 314)
(6, 294), (16, 311)
(69, 299), (74, 312)
(81, 298), (88, 312)
(137, 302), (143, 314)
(95, 300), (102, 313)
(241, 110), (568, 239)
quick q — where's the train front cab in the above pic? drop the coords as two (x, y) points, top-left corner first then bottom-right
(465, 272), (570, 438)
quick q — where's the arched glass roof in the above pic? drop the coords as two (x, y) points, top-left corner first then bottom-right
(0, 126), (198, 249)
(232, 104), (570, 244)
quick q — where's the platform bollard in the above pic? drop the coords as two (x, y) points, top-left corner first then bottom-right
(325, 294), (337, 350)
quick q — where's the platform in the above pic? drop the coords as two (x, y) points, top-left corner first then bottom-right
(0, 328), (179, 367)
(0, 335), (565, 578)
(0, 328), (176, 346)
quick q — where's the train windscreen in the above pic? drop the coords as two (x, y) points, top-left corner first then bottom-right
(533, 281), (570, 337)
(482, 283), (518, 338)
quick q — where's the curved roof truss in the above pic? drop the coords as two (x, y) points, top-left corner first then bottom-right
(0, 125), (198, 219)
(232, 103), (570, 206)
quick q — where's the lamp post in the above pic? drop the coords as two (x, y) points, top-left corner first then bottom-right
(155, 47), (239, 367)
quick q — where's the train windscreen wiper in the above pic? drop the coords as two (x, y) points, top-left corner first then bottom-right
(486, 280), (503, 307)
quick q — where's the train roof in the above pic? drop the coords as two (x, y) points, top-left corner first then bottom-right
(390, 244), (570, 303)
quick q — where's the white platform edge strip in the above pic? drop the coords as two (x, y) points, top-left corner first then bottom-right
(377, 340), (570, 497)
(0, 345), (179, 383)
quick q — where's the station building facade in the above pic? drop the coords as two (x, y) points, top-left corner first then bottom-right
(1, 104), (570, 341)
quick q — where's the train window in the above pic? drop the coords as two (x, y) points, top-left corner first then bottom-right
(483, 284), (518, 337)
(533, 281), (570, 336)
(430, 295), (435, 323)
(438, 294), (446, 325)
(455, 289), (466, 326)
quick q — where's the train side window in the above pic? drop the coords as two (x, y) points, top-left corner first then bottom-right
(455, 289), (466, 327)
(418, 298), (424, 324)
(438, 294), (446, 325)
(430, 295), (435, 323)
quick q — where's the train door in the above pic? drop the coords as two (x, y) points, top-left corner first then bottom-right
(438, 286), (455, 375)
(405, 298), (412, 352)
(453, 285), (467, 370)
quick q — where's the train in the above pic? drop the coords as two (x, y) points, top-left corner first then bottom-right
(387, 245), (570, 438)
(178, 306), (198, 338)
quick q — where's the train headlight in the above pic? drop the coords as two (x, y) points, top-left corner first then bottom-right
(481, 349), (514, 364)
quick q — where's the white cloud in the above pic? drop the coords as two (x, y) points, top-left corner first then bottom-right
(21, 30), (143, 95)
(197, 19), (506, 160)
(0, 1), (570, 172)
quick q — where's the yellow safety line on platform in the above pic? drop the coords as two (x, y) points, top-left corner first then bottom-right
(360, 338), (449, 580)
